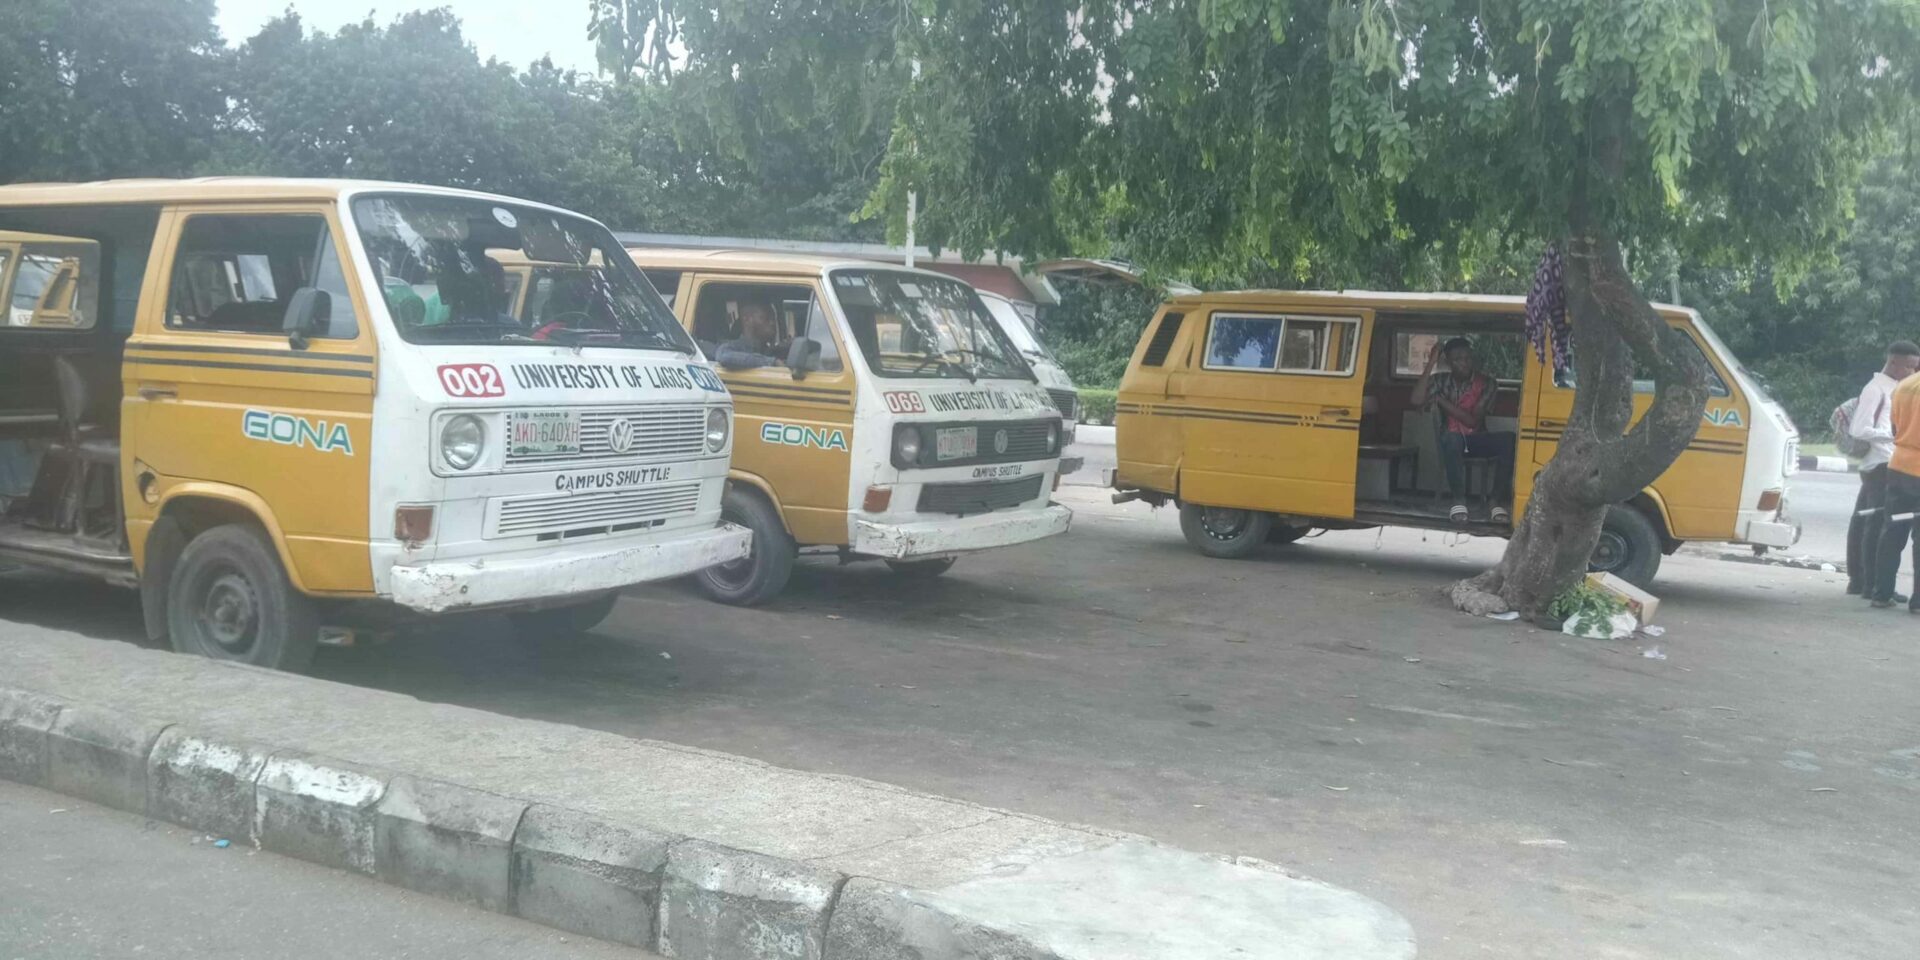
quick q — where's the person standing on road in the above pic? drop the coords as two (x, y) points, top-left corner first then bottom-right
(1869, 352), (1920, 609)
(1851, 341), (1920, 601)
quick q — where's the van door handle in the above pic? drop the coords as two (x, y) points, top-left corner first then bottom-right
(137, 386), (177, 401)
(1320, 407), (1351, 416)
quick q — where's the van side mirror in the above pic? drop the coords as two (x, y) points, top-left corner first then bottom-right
(787, 338), (822, 380)
(283, 288), (331, 350)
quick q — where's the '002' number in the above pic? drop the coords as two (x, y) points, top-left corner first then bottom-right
(438, 364), (505, 398)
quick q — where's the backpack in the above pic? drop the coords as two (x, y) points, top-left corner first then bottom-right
(1832, 395), (1873, 459)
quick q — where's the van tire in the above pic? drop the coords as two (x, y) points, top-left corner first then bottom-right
(1590, 505), (1662, 588)
(1179, 504), (1272, 559)
(165, 524), (318, 672)
(508, 593), (618, 639)
(886, 557), (957, 578)
(696, 485), (794, 606)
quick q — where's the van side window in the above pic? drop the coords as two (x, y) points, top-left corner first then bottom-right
(690, 280), (841, 372)
(1, 239), (100, 330)
(166, 214), (359, 339)
(1203, 313), (1359, 375)
(1140, 311), (1185, 366)
(642, 270), (681, 307)
(1552, 331), (1728, 397)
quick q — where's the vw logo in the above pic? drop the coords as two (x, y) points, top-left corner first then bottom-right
(993, 429), (1009, 455)
(608, 418), (638, 454)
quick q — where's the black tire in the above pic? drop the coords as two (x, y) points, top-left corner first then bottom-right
(508, 593), (618, 639)
(1266, 523), (1309, 545)
(886, 557), (957, 578)
(696, 485), (795, 606)
(1178, 503), (1273, 559)
(1589, 504), (1662, 588)
(165, 524), (318, 672)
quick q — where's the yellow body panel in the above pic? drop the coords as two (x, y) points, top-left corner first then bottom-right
(1120, 305), (1369, 518)
(676, 273), (857, 546)
(1520, 325), (1748, 540)
(1118, 291), (1756, 543)
(121, 202), (379, 595)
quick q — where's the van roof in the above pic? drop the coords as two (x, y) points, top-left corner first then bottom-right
(625, 246), (972, 284)
(0, 177), (584, 217)
(1167, 288), (1695, 320)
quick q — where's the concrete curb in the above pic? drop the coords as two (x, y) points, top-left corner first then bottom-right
(1798, 454), (1857, 473)
(0, 641), (1417, 960)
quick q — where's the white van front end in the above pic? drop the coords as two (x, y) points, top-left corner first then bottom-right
(1693, 313), (1800, 550)
(344, 188), (750, 616)
(372, 349), (750, 613)
(848, 381), (1073, 559)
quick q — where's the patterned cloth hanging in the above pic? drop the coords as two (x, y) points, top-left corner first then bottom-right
(1525, 245), (1571, 372)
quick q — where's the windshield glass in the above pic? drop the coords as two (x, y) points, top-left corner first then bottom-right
(983, 295), (1057, 363)
(350, 194), (694, 352)
(829, 269), (1030, 380)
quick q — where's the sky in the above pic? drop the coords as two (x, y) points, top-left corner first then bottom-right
(215, 0), (603, 74)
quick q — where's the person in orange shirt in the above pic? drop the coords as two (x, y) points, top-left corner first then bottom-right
(1869, 369), (1920, 608)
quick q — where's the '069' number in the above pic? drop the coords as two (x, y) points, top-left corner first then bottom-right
(883, 390), (925, 414)
(438, 363), (505, 398)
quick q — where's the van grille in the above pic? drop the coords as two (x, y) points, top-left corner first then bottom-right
(490, 481), (704, 539)
(917, 475), (1045, 516)
(503, 404), (709, 469)
(1046, 389), (1079, 421)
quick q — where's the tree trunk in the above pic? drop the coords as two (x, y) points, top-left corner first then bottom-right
(1451, 227), (1712, 618)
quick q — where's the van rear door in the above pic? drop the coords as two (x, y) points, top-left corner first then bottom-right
(1175, 308), (1371, 518)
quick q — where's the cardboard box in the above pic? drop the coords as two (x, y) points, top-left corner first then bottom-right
(1586, 572), (1658, 625)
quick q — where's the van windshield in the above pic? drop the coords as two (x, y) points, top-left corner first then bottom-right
(829, 269), (1030, 381)
(351, 195), (695, 353)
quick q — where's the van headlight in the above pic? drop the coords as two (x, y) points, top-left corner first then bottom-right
(891, 424), (924, 469)
(1046, 420), (1061, 453)
(705, 407), (731, 453)
(441, 414), (486, 470)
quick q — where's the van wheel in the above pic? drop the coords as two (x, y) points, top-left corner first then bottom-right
(1179, 504), (1272, 559)
(508, 594), (618, 639)
(166, 524), (317, 672)
(1589, 505), (1662, 588)
(886, 557), (956, 578)
(696, 486), (794, 606)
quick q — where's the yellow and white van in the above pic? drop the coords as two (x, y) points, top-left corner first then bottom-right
(628, 248), (1073, 604)
(1112, 290), (1799, 585)
(0, 178), (749, 670)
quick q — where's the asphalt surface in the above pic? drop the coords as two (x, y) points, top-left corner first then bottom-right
(0, 780), (649, 960)
(1, 484), (1911, 959)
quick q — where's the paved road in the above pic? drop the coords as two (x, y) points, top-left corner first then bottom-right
(1066, 431), (1860, 565)
(1786, 469), (1857, 565)
(3, 489), (1914, 960)
(0, 780), (649, 960)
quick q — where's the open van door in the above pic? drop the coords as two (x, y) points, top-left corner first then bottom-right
(1032, 258), (1201, 296)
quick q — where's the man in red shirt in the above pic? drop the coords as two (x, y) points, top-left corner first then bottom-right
(1413, 337), (1515, 523)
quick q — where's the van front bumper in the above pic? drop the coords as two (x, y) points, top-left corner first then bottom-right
(852, 503), (1073, 559)
(1741, 516), (1801, 550)
(388, 523), (752, 614)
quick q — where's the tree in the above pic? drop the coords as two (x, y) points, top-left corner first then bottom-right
(641, 0), (1919, 616)
(0, 0), (227, 183)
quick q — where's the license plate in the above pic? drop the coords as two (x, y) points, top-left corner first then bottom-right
(936, 426), (977, 461)
(508, 409), (582, 456)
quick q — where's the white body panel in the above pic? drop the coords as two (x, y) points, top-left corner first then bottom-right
(336, 188), (749, 612)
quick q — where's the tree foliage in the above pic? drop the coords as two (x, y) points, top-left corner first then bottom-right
(0, 0), (227, 184)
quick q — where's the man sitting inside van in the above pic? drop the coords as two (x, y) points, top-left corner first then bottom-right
(1412, 337), (1515, 524)
(715, 300), (789, 369)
